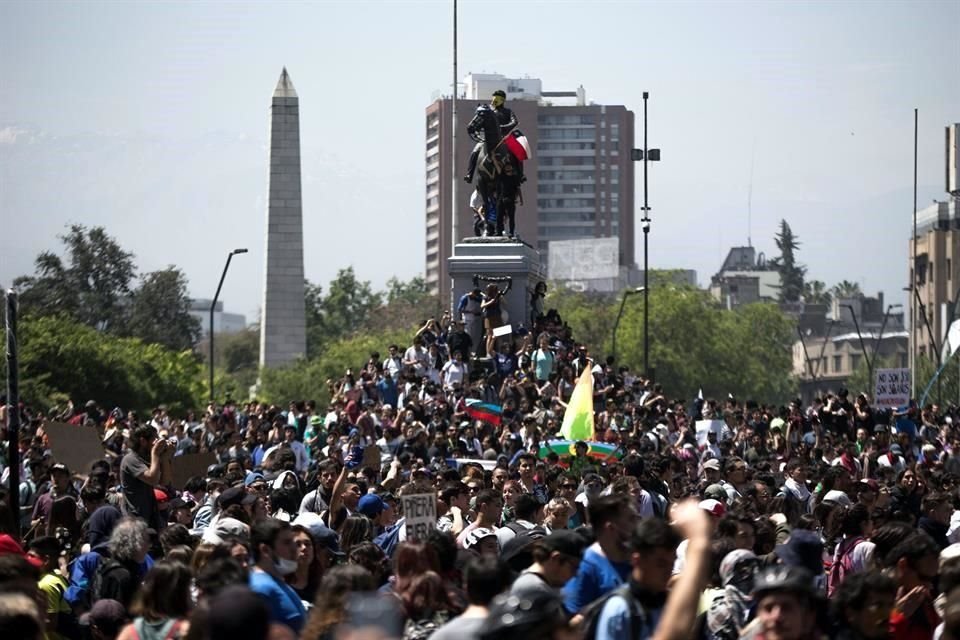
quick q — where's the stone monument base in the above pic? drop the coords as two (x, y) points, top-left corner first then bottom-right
(448, 236), (545, 335)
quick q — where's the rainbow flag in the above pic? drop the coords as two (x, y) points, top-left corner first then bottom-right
(560, 370), (595, 441)
(464, 399), (502, 427)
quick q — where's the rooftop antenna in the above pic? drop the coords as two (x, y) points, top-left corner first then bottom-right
(747, 139), (756, 248)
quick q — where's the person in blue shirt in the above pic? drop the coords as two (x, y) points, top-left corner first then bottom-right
(377, 371), (399, 408)
(563, 493), (636, 615)
(249, 519), (307, 633)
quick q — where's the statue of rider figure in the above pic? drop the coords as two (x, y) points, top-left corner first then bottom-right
(463, 89), (518, 184)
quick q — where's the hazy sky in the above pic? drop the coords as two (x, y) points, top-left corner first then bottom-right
(1, 0), (958, 324)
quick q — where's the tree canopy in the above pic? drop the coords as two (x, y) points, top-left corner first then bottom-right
(14, 224), (200, 349)
(769, 220), (806, 303)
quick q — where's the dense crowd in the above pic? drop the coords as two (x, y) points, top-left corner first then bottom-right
(3, 299), (960, 640)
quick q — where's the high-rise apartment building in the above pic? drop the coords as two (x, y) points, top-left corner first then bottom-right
(425, 73), (635, 304)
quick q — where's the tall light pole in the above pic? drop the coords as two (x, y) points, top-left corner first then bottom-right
(449, 0), (458, 315)
(612, 287), (645, 364)
(911, 107), (918, 400)
(210, 248), (248, 405)
(631, 91), (660, 378)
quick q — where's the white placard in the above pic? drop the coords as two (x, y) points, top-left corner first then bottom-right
(695, 420), (724, 446)
(402, 492), (437, 541)
(875, 368), (911, 407)
(492, 324), (513, 337)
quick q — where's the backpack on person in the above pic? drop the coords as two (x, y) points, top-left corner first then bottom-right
(90, 557), (128, 603)
(579, 583), (647, 640)
(827, 535), (864, 597)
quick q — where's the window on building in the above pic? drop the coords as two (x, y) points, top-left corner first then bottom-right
(851, 354), (861, 371)
(833, 355), (843, 372)
(610, 123), (619, 141)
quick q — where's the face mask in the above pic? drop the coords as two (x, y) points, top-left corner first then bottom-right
(274, 556), (299, 575)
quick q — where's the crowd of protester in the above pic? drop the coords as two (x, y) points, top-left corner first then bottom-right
(4, 300), (960, 640)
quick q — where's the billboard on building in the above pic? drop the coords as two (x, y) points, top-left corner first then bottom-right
(548, 237), (620, 281)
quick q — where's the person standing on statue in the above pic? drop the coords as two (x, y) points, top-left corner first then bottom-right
(463, 89), (519, 184)
(481, 283), (506, 358)
(458, 286), (484, 355)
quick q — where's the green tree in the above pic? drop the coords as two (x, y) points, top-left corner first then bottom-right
(545, 284), (796, 402)
(17, 314), (204, 413)
(15, 225), (137, 331)
(385, 276), (430, 305)
(832, 280), (863, 300)
(803, 280), (832, 305)
(122, 267), (201, 350)
(769, 220), (806, 303)
(305, 268), (383, 357)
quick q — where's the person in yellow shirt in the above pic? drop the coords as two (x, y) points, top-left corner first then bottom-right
(28, 535), (74, 640)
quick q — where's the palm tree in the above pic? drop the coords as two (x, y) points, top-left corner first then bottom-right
(832, 280), (863, 300)
(803, 280), (832, 305)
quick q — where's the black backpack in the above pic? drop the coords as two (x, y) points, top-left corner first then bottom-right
(90, 558), (129, 603)
(579, 583), (646, 640)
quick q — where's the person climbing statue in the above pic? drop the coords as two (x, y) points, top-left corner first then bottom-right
(464, 89), (519, 184)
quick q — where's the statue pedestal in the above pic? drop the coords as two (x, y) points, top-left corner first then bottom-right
(447, 237), (545, 332)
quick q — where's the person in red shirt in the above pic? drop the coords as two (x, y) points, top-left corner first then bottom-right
(888, 532), (941, 640)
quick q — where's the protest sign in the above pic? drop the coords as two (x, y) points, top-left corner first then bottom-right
(492, 324), (513, 337)
(875, 368), (910, 407)
(695, 420), (724, 446)
(401, 492), (437, 541)
(43, 422), (106, 476)
(171, 452), (217, 490)
(361, 445), (381, 470)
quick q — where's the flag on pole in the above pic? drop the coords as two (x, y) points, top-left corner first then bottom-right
(560, 370), (595, 441)
(464, 400), (502, 427)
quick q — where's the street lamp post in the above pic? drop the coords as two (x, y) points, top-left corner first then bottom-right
(209, 248), (248, 405)
(612, 287), (645, 364)
(631, 91), (660, 377)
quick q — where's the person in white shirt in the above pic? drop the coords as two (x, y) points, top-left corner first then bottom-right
(403, 337), (428, 377)
(441, 352), (467, 390)
(263, 424), (310, 473)
(382, 344), (403, 379)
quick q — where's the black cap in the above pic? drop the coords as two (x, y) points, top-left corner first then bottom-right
(752, 565), (818, 599)
(218, 485), (255, 509)
(492, 89), (506, 99)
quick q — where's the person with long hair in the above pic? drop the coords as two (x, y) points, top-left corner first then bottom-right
(117, 560), (192, 640)
(287, 524), (321, 603)
(347, 542), (388, 588)
(301, 565), (374, 640)
(339, 515), (374, 557)
(399, 571), (455, 638)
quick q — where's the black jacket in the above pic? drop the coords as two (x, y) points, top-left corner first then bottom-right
(494, 106), (518, 134)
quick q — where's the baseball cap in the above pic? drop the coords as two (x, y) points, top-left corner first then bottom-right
(357, 494), (387, 519)
(462, 527), (499, 551)
(752, 565), (818, 599)
(698, 499), (726, 517)
(859, 478), (880, 492)
(703, 484), (728, 502)
(167, 496), (196, 512)
(822, 490), (852, 506)
(51, 463), (70, 475)
(703, 459), (721, 472)
(154, 489), (169, 507)
(292, 512), (345, 556)
(244, 472), (265, 487)
(217, 486), (256, 509)
(201, 517), (250, 545)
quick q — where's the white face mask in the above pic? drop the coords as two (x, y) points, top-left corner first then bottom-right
(274, 555), (299, 575)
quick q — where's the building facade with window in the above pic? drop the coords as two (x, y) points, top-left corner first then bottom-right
(424, 74), (635, 305)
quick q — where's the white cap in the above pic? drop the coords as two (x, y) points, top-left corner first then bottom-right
(822, 490), (852, 506)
